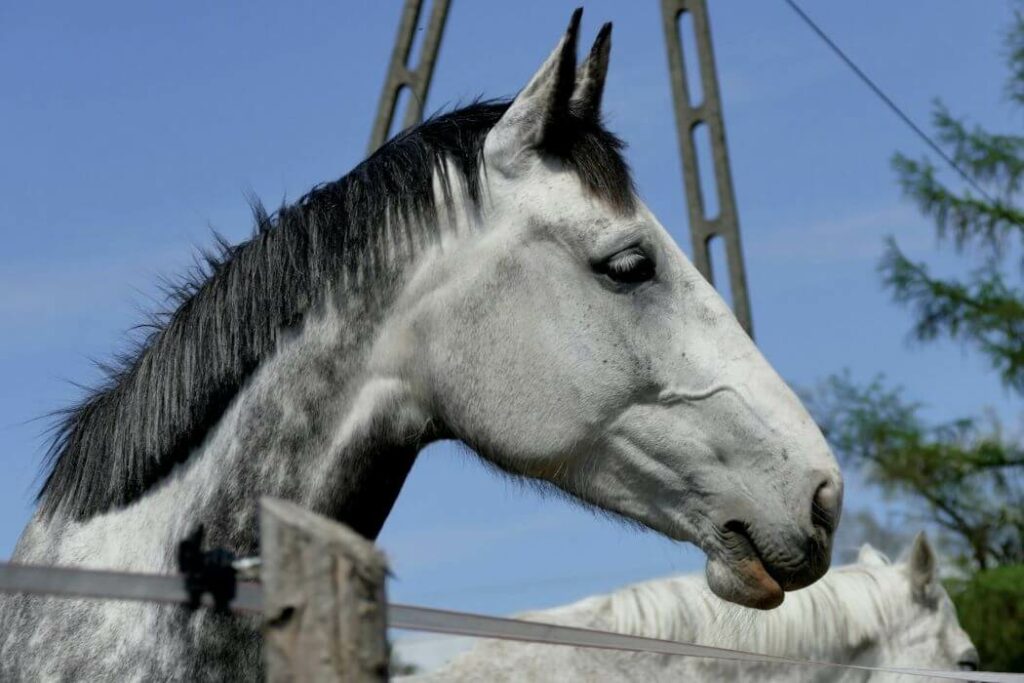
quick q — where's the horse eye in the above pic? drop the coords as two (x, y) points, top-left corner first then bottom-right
(597, 248), (655, 285)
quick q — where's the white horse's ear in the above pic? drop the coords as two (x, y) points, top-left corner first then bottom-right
(484, 8), (582, 174)
(857, 543), (891, 567)
(907, 531), (938, 602)
(569, 22), (612, 122)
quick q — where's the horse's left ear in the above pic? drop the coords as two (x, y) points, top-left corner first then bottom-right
(570, 22), (612, 122)
(484, 9), (581, 173)
(907, 531), (938, 603)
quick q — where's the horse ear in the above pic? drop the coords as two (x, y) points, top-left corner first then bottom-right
(569, 22), (612, 121)
(857, 543), (891, 567)
(907, 531), (938, 602)
(484, 8), (582, 173)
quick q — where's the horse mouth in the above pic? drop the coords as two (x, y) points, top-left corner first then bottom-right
(704, 521), (784, 610)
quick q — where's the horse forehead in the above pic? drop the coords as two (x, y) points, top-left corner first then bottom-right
(505, 168), (626, 219)
(490, 170), (660, 251)
(526, 213), (622, 243)
(516, 197), (652, 249)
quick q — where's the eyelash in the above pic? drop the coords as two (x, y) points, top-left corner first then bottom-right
(596, 247), (656, 285)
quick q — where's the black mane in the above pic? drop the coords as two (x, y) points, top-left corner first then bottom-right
(39, 100), (635, 520)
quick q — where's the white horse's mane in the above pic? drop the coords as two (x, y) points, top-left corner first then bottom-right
(536, 549), (909, 661)
(402, 541), (978, 681)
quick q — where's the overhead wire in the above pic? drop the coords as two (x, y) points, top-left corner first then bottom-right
(780, 0), (998, 205)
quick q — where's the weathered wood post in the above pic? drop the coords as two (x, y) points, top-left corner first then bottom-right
(260, 497), (390, 682)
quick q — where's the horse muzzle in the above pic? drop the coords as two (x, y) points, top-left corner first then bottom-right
(704, 472), (841, 609)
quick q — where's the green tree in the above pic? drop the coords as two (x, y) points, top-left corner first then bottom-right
(810, 6), (1024, 572)
(883, 14), (1024, 392)
(811, 373), (1023, 570)
(809, 8), (1024, 671)
(946, 565), (1024, 673)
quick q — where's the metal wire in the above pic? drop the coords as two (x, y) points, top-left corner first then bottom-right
(1, 561), (1020, 682)
(780, 0), (998, 205)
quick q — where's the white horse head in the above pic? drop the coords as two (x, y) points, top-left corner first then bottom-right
(394, 10), (841, 608)
(855, 533), (979, 676)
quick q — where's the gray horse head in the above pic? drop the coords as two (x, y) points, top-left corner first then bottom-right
(389, 10), (842, 607)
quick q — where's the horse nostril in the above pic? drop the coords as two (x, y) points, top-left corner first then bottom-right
(811, 478), (841, 535)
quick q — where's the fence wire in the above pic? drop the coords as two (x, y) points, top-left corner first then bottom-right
(0, 562), (1020, 682)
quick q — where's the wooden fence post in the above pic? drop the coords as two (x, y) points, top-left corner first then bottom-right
(260, 497), (389, 682)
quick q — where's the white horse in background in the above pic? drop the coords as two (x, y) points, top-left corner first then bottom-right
(403, 533), (979, 682)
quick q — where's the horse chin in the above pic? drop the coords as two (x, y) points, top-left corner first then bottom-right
(705, 554), (784, 610)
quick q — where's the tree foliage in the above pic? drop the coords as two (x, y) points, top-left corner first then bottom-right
(946, 564), (1024, 672)
(810, 373), (1023, 569)
(809, 8), (1024, 671)
(808, 6), (1024, 572)
(882, 11), (1024, 391)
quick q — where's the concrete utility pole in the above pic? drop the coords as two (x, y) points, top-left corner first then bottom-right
(661, 0), (754, 337)
(367, 0), (452, 154)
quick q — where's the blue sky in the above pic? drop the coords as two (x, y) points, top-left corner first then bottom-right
(1, 1), (1019, 620)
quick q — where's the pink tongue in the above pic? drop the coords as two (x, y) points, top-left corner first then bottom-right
(705, 555), (784, 610)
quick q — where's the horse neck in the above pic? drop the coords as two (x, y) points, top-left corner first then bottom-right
(18, 158), (482, 573)
(23, 277), (436, 573)
(598, 568), (897, 665)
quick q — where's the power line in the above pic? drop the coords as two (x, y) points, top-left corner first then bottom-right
(780, 0), (997, 205)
